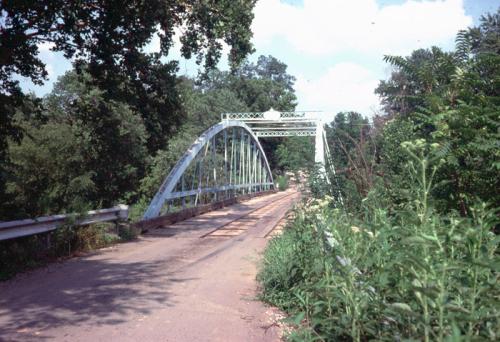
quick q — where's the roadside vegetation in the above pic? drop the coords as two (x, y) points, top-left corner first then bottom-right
(259, 9), (500, 341)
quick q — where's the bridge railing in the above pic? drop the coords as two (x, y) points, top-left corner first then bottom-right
(0, 205), (129, 241)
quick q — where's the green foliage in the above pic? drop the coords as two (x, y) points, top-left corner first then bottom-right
(117, 224), (141, 241)
(200, 55), (298, 112)
(426, 102), (500, 214)
(457, 9), (500, 56)
(276, 175), (289, 191)
(332, 9), (500, 215)
(374, 30), (500, 214)
(5, 121), (94, 218)
(0, 0), (256, 94)
(325, 112), (376, 210)
(139, 129), (199, 200)
(259, 147), (500, 341)
(3, 71), (149, 219)
(0, 93), (43, 219)
(275, 137), (315, 173)
(308, 165), (331, 199)
(373, 118), (419, 210)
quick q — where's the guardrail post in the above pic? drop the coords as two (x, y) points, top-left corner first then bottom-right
(116, 204), (129, 235)
(46, 233), (51, 249)
(117, 204), (129, 221)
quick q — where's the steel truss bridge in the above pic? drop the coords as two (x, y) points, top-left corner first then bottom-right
(143, 109), (341, 219)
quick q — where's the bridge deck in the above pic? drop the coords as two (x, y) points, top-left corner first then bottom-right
(0, 190), (300, 341)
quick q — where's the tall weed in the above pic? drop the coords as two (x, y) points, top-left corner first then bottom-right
(258, 140), (499, 341)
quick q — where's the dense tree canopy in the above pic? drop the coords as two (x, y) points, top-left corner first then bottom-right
(3, 71), (149, 218)
(199, 55), (297, 111)
(0, 0), (256, 148)
(0, 0), (256, 93)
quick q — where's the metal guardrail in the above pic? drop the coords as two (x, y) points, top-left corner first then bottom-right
(0, 205), (129, 241)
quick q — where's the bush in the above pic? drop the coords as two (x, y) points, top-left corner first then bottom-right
(277, 175), (289, 191)
(258, 144), (500, 341)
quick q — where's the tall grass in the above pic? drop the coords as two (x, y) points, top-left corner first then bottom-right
(258, 142), (499, 341)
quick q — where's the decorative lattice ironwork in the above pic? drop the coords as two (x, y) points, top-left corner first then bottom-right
(254, 130), (316, 137)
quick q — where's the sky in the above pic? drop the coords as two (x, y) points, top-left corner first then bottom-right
(19, 0), (498, 118)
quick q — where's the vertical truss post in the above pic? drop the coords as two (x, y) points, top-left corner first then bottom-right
(196, 143), (209, 205)
(230, 129), (236, 197)
(239, 130), (244, 193)
(250, 143), (254, 193)
(181, 175), (185, 209)
(258, 149), (261, 190)
(229, 129), (234, 187)
(248, 135), (252, 193)
(248, 139), (252, 193)
(193, 159), (200, 206)
(252, 143), (257, 193)
(315, 120), (325, 168)
(223, 129), (228, 200)
(211, 136), (217, 201)
(205, 140), (211, 202)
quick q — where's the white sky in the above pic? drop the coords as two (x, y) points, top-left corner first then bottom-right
(252, 0), (473, 117)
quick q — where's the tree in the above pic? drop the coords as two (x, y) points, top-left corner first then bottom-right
(240, 55), (296, 92)
(374, 8), (500, 215)
(200, 55), (297, 111)
(1, 0), (256, 95)
(375, 47), (456, 117)
(0, 0), (257, 208)
(2, 71), (149, 220)
(325, 112), (376, 208)
(458, 8), (500, 55)
(275, 137), (315, 173)
(5, 121), (94, 218)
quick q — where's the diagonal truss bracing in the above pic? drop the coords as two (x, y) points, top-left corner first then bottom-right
(143, 120), (274, 219)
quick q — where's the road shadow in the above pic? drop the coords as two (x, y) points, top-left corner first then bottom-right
(0, 251), (192, 341)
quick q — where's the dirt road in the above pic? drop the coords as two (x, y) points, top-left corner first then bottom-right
(0, 190), (300, 341)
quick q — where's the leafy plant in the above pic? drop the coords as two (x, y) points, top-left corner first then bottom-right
(259, 142), (499, 341)
(277, 175), (289, 191)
